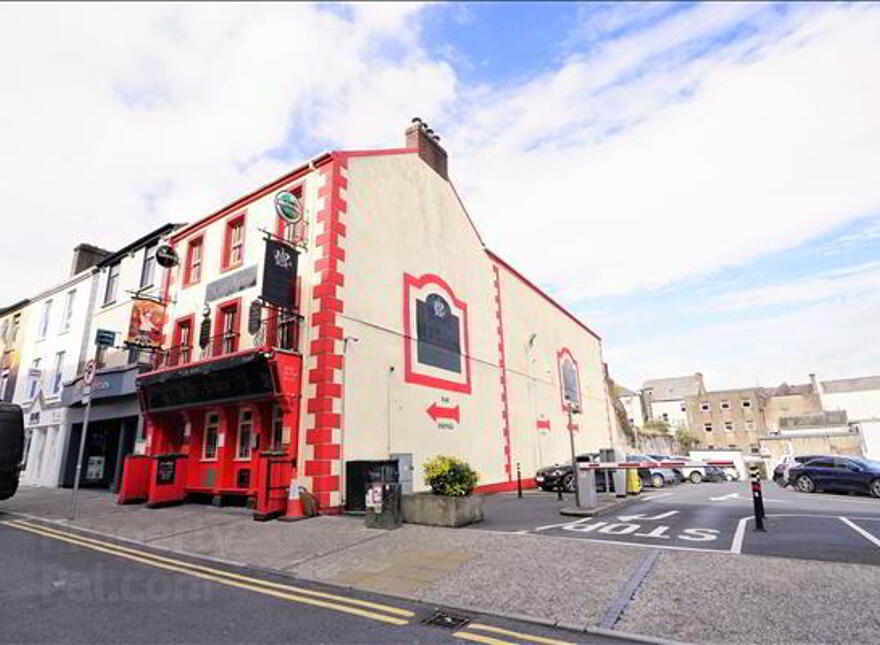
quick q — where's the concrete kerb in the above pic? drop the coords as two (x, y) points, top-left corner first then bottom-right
(4, 510), (691, 645)
(560, 495), (642, 518)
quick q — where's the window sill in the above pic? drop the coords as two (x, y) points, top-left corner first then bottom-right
(219, 261), (244, 274)
(233, 457), (252, 462)
(102, 300), (117, 308)
(200, 457), (218, 463)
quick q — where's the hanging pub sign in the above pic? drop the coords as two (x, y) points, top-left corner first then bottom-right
(126, 300), (165, 348)
(95, 329), (116, 347)
(261, 239), (298, 309)
(248, 300), (262, 335)
(155, 244), (179, 268)
(274, 191), (303, 224)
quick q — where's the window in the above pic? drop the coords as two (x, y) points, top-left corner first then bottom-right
(723, 421), (734, 432)
(202, 413), (219, 460)
(741, 400), (752, 409)
(271, 405), (284, 451)
(704, 423), (713, 432)
(700, 402), (710, 412)
(104, 262), (120, 304)
(223, 215), (245, 269)
(11, 314), (19, 343)
(750, 445), (760, 454)
(184, 237), (203, 285)
(28, 358), (41, 399)
(141, 242), (157, 288)
(0, 370), (8, 400)
(95, 344), (108, 369)
(52, 351), (64, 394)
(661, 412), (669, 422)
(1, 319), (7, 343)
(38, 300), (52, 338)
(175, 318), (193, 365)
(236, 410), (253, 460)
(680, 403), (687, 412)
(60, 290), (75, 332)
(720, 400), (731, 410)
(219, 302), (239, 355)
(745, 420), (755, 432)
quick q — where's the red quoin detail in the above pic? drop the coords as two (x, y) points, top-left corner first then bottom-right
(536, 419), (551, 431)
(492, 265), (513, 480)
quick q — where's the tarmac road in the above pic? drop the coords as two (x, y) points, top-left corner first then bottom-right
(478, 480), (880, 565)
(0, 516), (629, 645)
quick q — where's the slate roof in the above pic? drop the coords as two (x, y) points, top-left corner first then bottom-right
(821, 375), (880, 394)
(642, 374), (704, 401)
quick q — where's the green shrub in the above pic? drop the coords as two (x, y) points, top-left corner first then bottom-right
(423, 455), (479, 497)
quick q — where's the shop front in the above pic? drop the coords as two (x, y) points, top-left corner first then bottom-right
(119, 348), (302, 520)
(62, 362), (145, 491)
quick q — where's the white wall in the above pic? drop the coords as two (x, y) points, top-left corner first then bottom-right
(822, 390), (880, 422)
(620, 393), (645, 428)
(651, 399), (689, 430)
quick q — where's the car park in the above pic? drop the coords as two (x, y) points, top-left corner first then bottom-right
(626, 454), (682, 488)
(788, 456), (880, 498)
(773, 454), (828, 487)
(647, 454), (726, 484)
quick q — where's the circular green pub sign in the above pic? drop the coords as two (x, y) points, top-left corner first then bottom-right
(275, 191), (302, 223)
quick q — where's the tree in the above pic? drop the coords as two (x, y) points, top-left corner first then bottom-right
(643, 419), (670, 434)
(676, 428), (699, 451)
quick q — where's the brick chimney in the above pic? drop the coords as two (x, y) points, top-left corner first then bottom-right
(809, 373), (823, 396)
(405, 118), (448, 180)
(70, 243), (112, 276)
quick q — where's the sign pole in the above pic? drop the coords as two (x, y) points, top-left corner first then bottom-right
(70, 360), (96, 521)
(568, 406), (580, 508)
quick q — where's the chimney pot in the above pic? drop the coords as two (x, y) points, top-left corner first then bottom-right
(405, 121), (448, 180)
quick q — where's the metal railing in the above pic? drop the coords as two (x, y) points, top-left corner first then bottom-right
(149, 316), (303, 371)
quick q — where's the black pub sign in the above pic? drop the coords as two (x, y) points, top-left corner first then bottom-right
(262, 239), (298, 309)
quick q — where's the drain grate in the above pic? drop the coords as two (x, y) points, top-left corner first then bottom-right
(422, 610), (471, 629)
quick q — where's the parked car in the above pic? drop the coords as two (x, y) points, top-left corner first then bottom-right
(535, 453), (596, 492)
(626, 454), (682, 488)
(646, 454), (726, 484)
(788, 456), (880, 498)
(773, 454), (828, 487)
(0, 403), (24, 501)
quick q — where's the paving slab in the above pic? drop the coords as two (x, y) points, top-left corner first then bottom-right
(617, 549), (880, 644)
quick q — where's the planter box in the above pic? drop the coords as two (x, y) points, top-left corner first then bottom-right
(401, 492), (484, 527)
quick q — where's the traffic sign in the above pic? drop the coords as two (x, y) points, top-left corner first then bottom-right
(83, 360), (96, 386)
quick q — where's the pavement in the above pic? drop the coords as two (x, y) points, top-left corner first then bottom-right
(3, 481), (880, 644)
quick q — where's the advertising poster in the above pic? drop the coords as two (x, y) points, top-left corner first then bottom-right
(127, 299), (165, 347)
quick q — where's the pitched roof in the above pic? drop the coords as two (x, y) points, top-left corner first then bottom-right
(821, 375), (880, 394)
(643, 374), (704, 400)
(762, 382), (814, 397)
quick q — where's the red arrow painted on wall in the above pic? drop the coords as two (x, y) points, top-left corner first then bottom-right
(536, 419), (551, 431)
(427, 403), (460, 423)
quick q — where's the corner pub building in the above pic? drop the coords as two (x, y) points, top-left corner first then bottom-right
(118, 122), (618, 519)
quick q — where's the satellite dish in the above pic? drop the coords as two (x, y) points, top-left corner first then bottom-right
(275, 191), (303, 224)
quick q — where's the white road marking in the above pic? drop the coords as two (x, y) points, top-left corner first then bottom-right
(710, 492), (788, 503)
(711, 493), (741, 501)
(731, 516), (750, 554)
(634, 526), (671, 539)
(640, 492), (674, 501)
(618, 510), (678, 522)
(679, 528), (720, 542)
(534, 516), (593, 532)
(840, 517), (880, 548)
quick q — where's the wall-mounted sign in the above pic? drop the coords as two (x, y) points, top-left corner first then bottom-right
(155, 244), (179, 268)
(248, 300), (262, 335)
(275, 191), (303, 224)
(86, 456), (105, 481)
(261, 240), (298, 309)
(205, 265), (257, 302)
(199, 316), (211, 349)
(126, 300), (165, 348)
(95, 329), (116, 347)
(156, 456), (177, 485)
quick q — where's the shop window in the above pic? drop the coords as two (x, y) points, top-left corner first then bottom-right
(202, 413), (219, 460)
(104, 263), (120, 304)
(141, 242), (158, 288)
(222, 214), (246, 270)
(236, 410), (253, 460)
(184, 237), (203, 285)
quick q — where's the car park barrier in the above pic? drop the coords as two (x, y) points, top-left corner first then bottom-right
(577, 459), (736, 471)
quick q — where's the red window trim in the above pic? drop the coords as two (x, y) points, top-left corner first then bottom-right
(172, 314), (195, 365)
(221, 211), (247, 273)
(183, 235), (204, 287)
(213, 297), (242, 355)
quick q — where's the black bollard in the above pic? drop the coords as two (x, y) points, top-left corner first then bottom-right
(516, 462), (523, 498)
(750, 465), (766, 532)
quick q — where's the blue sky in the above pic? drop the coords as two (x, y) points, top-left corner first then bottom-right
(1, 2), (878, 390)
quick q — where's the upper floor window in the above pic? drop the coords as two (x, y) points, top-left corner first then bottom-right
(222, 215), (245, 270)
(219, 302), (240, 355)
(720, 400), (731, 410)
(38, 300), (52, 339)
(141, 242), (158, 288)
(28, 358), (41, 399)
(184, 237), (203, 285)
(104, 262), (120, 304)
(741, 400), (752, 409)
(174, 318), (193, 365)
(723, 421), (734, 432)
(52, 351), (65, 394)
(11, 314), (19, 343)
(1, 319), (8, 344)
(700, 401), (710, 412)
(60, 290), (75, 332)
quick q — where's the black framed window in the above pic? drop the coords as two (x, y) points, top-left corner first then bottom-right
(141, 242), (157, 288)
(104, 262), (120, 304)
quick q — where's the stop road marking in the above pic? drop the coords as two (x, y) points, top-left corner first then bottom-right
(562, 520), (720, 542)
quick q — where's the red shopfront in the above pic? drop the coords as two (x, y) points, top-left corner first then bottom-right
(118, 348), (303, 520)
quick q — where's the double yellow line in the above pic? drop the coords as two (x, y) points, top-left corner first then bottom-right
(1, 518), (412, 626)
(454, 623), (575, 645)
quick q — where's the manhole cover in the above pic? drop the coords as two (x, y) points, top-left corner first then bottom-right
(422, 610), (471, 629)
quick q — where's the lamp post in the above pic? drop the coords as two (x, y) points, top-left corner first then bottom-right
(340, 336), (358, 506)
(566, 398), (581, 507)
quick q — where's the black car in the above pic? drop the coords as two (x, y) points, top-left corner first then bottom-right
(788, 456), (880, 498)
(535, 453), (596, 492)
(772, 454), (829, 486)
(0, 403), (24, 501)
